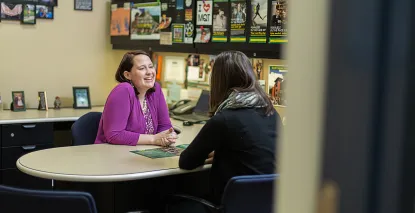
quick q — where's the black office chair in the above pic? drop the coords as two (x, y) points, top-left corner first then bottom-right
(71, 112), (102, 146)
(0, 184), (98, 213)
(166, 174), (278, 213)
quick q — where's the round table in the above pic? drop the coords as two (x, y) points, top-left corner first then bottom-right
(16, 121), (209, 182)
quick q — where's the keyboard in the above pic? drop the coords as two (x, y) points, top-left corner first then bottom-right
(172, 113), (210, 122)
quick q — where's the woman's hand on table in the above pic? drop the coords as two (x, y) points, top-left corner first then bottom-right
(153, 128), (178, 147)
(205, 151), (214, 164)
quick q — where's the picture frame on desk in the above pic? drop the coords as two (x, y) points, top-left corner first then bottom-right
(11, 91), (26, 112)
(38, 91), (48, 111)
(72, 87), (91, 109)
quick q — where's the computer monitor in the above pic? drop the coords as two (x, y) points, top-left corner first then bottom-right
(193, 90), (210, 115)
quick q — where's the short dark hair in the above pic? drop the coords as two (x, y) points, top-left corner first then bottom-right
(209, 51), (274, 116)
(115, 50), (155, 95)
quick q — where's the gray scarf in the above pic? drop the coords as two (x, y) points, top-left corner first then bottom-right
(215, 90), (267, 115)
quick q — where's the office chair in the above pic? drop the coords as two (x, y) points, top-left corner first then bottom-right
(166, 174), (278, 213)
(71, 112), (102, 146)
(0, 184), (98, 213)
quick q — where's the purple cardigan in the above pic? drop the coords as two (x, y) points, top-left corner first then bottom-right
(94, 82), (172, 146)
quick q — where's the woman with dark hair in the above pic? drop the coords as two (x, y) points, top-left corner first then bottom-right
(178, 51), (281, 204)
(95, 50), (177, 146)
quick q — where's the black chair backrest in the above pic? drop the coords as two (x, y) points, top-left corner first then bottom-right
(71, 112), (102, 146)
(0, 184), (98, 213)
(221, 174), (278, 213)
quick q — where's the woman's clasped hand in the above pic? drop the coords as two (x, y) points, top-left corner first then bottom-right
(153, 128), (178, 147)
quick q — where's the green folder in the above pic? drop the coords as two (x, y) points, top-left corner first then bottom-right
(130, 144), (189, 159)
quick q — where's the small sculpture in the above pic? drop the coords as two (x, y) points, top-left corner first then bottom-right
(54, 96), (61, 109)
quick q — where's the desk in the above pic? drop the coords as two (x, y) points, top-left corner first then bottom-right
(7, 108), (208, 213)
(0, 107), (104, 124)
(0, 107), (105, 189)
(16, 120), (208, 182)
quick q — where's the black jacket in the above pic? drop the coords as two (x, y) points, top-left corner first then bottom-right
(179, 108), (281, 203)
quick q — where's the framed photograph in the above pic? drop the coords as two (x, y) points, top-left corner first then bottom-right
(39, 0), (58, 7)
(72, 87), (91, 109)
(11, 91), (26, 112)
(36, 5), (54, 19)
(1, 3), (23, 21)
(21, 4), (36, 25)
(38, 91), (48, 110)
(74, 0), (93, 11)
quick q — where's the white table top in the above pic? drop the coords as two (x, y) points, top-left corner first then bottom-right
(0, 107), (105, 124)
(16, 119), (209, 182)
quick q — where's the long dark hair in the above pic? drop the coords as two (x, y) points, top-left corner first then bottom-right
(209, 51), (274, 116)
(115, 50), (155, 95)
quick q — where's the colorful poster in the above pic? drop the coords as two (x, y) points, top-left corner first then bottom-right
(159, 14), (172, 30)
(110, 4), (131, 36)
(212, 0), (229, 42)
(194, 26), (211, 43)
(269, 0), (288, 43)
(184, 22), (194, 44)
(172, 23), (185, 43)
(252, 59), (264, 80)
(130, 2), (161, 40)
(268, 65), (287, 105)
(249, 0), (268, 43)
(196, 0), (213, 26)
(230, 0), (246, 42)
(185, 8), (193, 21)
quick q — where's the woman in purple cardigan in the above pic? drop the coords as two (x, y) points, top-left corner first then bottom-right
(95, 50), (177, 146)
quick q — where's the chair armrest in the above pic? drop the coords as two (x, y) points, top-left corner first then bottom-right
(165, 194), (222, 213)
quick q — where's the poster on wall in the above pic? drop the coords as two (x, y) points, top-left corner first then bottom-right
(249, 0), (268, 43)
(230, 0), (246, 42)
(1, 3), (23, 21)
(194, 26), (211, 43)
(268, 65), (287, 105)
(131, 2), (161, 40)
(196, 0), (213, 26)
(252, 58), (264, 80)
(110, 3), (131, 36)
(184, 22), (194, 44)
(183, 0), (194, 44)
(172, 23), (185, 43)
(269, 0), (288, 43)
(212, 0), (229, 42)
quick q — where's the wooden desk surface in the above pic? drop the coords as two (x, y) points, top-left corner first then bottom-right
(16, 119), (209, 182)
(0, 107), (105, 124)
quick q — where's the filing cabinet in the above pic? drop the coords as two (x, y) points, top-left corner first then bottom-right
(0, 123), (54, 189)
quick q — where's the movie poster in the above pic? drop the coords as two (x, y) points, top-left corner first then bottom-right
(212, 0), (229, 42)
(196, 0), (213, 26)
(230, 0), (246, 42)
(172, 23), (185, 43)
(269, 0), (287, 43)
(249, 0), (268, 43)
(131, 2), (161, 40)
(110, 3), (131, 36)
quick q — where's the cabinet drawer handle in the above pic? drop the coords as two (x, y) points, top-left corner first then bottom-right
(22, 145), (36, 150)
(22, 124), (36, 129)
